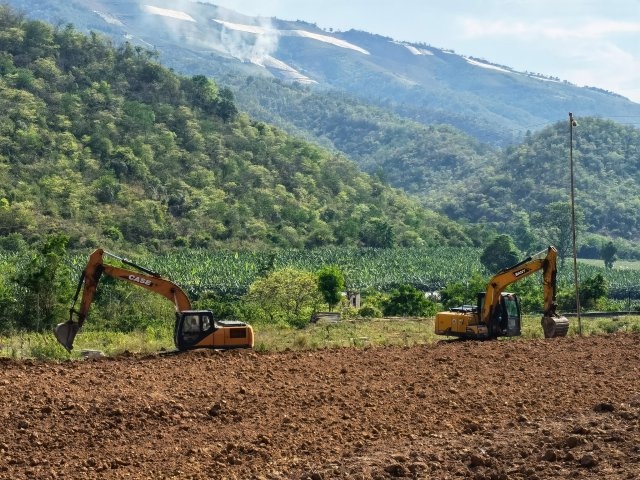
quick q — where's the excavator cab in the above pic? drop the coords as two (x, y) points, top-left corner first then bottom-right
(478, 292), (521, 338)
(174, 311), (253, 351)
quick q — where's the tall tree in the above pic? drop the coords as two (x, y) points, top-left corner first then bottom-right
(480, 234), (521, 273)
(317, 265), (345, 312)
(532, 201), (584, 264)
(600, 241), (617, 269)
(12, 234), (71, 331)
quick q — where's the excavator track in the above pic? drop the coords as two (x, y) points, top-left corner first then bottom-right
(541, 315), (570, 338)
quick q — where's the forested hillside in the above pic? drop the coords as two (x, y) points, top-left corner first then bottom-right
(1, 5), (639, 261)
(441, 118), (640, 256)
(0, 7), (472, 253)
(7, 0), (640, 149)
(233, 73), (640, 256)
(228, 74), (499, 202)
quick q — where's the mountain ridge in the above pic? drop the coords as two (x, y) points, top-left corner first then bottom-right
(3, 1), (640, 257)
(0, 7), (473, 254)
(9, 0), (638, 146)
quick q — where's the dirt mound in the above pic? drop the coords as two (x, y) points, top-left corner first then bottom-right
(1, 334), (639, 479)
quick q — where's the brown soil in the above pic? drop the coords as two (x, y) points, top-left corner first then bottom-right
(1, 333), (639, 479)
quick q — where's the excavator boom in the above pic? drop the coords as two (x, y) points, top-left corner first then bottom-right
(55, 249), (192, 351)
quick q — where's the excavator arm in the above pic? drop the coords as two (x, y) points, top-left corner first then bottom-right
(55, 249), (191, 351)
(481, 246), (568, 338)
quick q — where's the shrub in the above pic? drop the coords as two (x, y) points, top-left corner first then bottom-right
(382, 284), (437, 317)
(245, 268), (322, 328)
(358, 305), (382, 318)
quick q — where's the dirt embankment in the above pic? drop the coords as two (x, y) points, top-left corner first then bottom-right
(1, 333), (639, 479)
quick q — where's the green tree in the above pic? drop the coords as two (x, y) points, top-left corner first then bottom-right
(360, 218), (394, 248)
(215, 86), (238, 121)
(532, 201), (584, 265)
(93, 175), (121, 203)
(186, 74), (218, 113)
(580, 274), (608, 310)
(245, 268), (322, 327)
(0, 232), (27, 252)
(12, 234), (71, 331)
(382, 284), (436, 317)
(440, 273), (487, 310)
(120, 200), (168, 243)
(600, 241), (617, 269)
(480, 234), (521, 273)
(0, 198), (35, 236)
(0, 259), (17, 332)
(317, 265), (345, 311)
(557, 274), (608, 311)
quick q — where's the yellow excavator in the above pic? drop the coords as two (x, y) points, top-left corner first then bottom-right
(435, 245), (570, 339)
(54, 249), (254, 352)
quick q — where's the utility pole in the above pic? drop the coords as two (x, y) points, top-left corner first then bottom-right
(569, 112), (582, 335)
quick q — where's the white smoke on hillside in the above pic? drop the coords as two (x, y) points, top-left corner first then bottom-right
(138, 1), (279, 64)
(214, 18), (279, 65)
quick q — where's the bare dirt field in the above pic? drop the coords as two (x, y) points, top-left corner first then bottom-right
(1, 333), (639, 479)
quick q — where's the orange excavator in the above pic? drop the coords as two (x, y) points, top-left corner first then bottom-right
(54, 249), (254, 352)
(435, 245), (570, 339)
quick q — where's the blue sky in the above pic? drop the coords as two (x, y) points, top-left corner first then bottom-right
(210, 0), (640, 103)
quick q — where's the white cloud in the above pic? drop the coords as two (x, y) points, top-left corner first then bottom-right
(456, 16), (640, 102)
(562, 43), (640, 101)
(460, 18), (640, 40)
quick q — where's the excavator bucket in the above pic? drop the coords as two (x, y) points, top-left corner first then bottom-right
(541, 314), (570, 338)
(54, 320), (81, 352)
